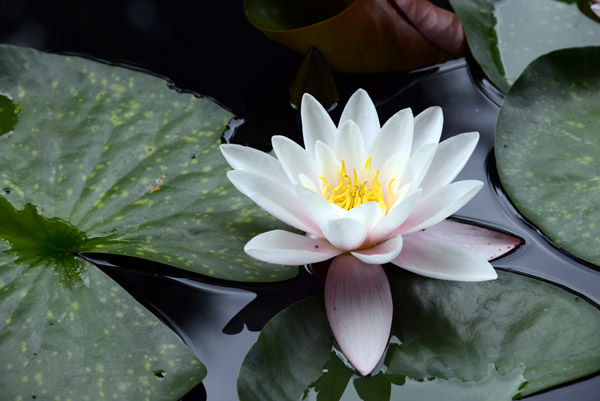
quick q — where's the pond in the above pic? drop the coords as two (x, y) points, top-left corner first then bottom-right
(0, 1), (598, 401)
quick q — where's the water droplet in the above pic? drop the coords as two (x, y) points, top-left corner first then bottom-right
(154, 369), (166, 379)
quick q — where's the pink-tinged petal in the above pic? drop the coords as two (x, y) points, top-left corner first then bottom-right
(593, 4), (600, 17)
(370, 190), (421, 244)
(334, 120), (368, 171)
(344, 201), (384, 234)
(245, 230), (341, 265)
(368, 108), (414, 170)
(301, 93), (338, 159)
(412, 106), (443, 152)
(404, 220), (521, 261)
(352, 235), (403, 264)
(396, 143), (437, 194)
(325, 254), (393, 376)
(315, 140), (341, 191)
(392, 238), (498, 281)
(419, 132), (479, 196)
(272, 135), (318, 186)
(339, 89), (380, 150)
(321, 218), (368, 251)
(397, 180), (483, 234)
(220, 144), (289, 185)
(296, 185), (345, 225)
(227, 170), (319, 234)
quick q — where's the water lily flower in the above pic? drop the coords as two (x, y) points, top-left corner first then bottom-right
(221, 89), (510, 376)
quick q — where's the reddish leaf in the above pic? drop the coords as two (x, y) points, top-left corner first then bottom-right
(244, 0), (466, 73)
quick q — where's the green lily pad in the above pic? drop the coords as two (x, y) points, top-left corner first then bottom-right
(238, 270), (600, 400)
(0, 44), (296, 282)
(0, 210), (205, 400)
(0, 44), (294, 399)
(496, 46), (600, 267)
(450, 0), (600, 93)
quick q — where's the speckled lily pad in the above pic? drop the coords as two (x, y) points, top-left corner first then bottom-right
(0, 45), (293, 400)
(0, 207), (205, 400)
(0, 44), (296, 282)
(238, 270), (600, 401)
(450, 0), (600, 93)
(496, 46), (600, 267)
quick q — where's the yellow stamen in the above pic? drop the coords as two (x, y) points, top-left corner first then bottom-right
(320, 157), (397, 214)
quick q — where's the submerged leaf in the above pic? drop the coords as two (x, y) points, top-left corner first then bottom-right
(245, 0), (465, 73)
(450, 0), (600, 92)
(496, 46), (600, 267)
(238, 270), (600, 401)
(289, 47), (338, 111)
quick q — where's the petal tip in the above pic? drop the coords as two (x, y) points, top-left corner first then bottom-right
(325, 256), (392, 378)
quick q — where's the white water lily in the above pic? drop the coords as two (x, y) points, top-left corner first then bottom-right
(221, 89), (514, 376)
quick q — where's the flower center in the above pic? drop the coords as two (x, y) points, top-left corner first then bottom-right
(320, 156), (395, 213)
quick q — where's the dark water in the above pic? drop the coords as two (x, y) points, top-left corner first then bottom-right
(88, 58), (599, 401)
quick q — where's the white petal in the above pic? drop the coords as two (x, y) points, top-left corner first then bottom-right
(334, 120), (368, 171)
(321, 218), (367, 251)
(315, 140), (341, 192)
(370, 190), (421, 244)
(272, 135), (318, 186)
(298, 173), (319, 192)
(245, 230), (341, 265)
(339, 89), (380, 150)
(344, 201), (383, 234)
(325, 254), (392, 376)
(419, 132), (479, 196)
(412, 106), (443, 152)
(368, 108), (413, 170)
(227, 170), (319, 234)
(301, 93), (338, 160)
(397, 180), (484, 234)
(220, 144), (289, 185)
(392, 238), (497, 281)
(379, 151), (409, 201)
(352, 235), (403, 264)
(404, 220), (521, 261)
(397, 143), (437, 194)
(296, 185), (345, 225)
